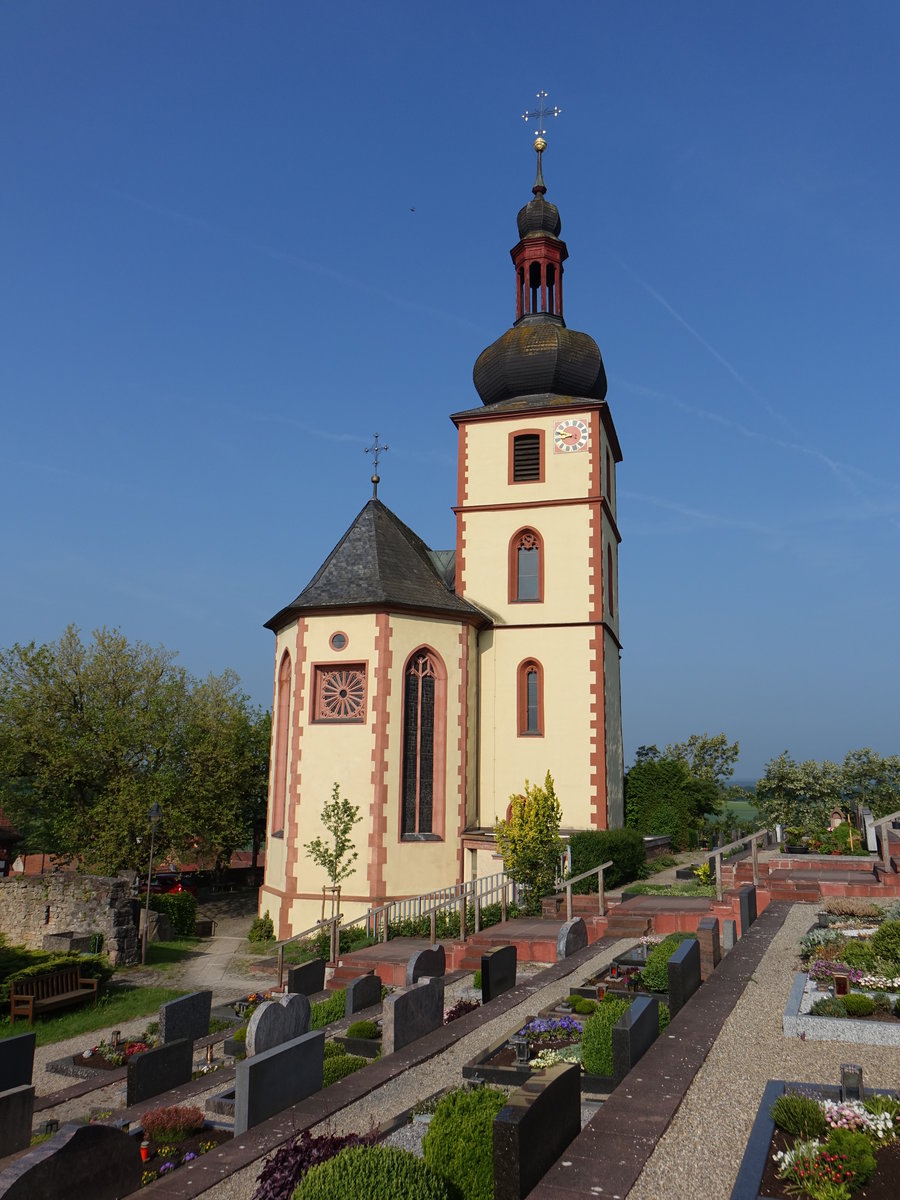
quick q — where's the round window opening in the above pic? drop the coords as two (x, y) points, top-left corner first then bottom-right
(329, 632), (348, 651)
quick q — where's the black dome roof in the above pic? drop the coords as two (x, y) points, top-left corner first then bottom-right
(517, 194), (561, 238)
(473, 314), (607, 406)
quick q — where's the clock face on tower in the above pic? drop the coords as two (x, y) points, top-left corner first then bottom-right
(553, 418), (589, 453)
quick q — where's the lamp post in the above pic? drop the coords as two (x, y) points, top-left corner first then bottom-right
(141, 803), (163, 966)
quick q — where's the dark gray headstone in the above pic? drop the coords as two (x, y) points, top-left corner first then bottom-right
(493, 1063), (581, 1200)
(405, 944), (446, 985)
(737, 885), (757, 935)
(556, 917), (587, 960)
(382, 976), (445, 1056)
(0, 1085), (34, 1159)
(246, 993), (310, 1056)
(666, 937), (701, 1017)
(482, 945), (517, 1003)
(158, 989), (212, 1045)
(722, 918), (737, 953)
(286, 958), (326, 996)
(0, 1121), (141, 1200)
(126, 1038), (192, 1106)
(233, 1030), (325, 1135)
(345, 972), (382, 1016)
(612, 995), (658, 1083)
(0, 1033), (36, 1090)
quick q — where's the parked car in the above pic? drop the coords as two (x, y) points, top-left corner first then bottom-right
(145, 871), (199, 897)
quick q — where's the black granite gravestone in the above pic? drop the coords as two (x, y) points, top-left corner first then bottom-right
(345, 972), (382, 1016)
(482, 945), (517, 1003)
(405, 944), (446, 985)
(666, 936), (701, 1017)
(286, 958), (326, 996)
(0, 1032), (35, 1090)
(233, 1030), (325, 1134)
(556, 917), (587, 960)
(158, 990), (211, 1044)
(126, 1038), (192, 1106)
(493, 1063), (581, 1200)
(0, 1121), (141, 1200)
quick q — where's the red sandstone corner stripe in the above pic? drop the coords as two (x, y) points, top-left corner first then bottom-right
(368, 613), (393, 902)
(456, 625), (469, 881)
(279, 620), (308, 939)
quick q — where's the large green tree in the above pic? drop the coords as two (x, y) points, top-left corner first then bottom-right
(624, 756), (720, 849)
(0, 625), (270, 874)
(755, 748), (900, 830)
(664, 732), (740, 788)
(495, 772), (564, 914)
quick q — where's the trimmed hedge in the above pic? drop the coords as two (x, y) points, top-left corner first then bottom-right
(310, 990), (346, 1030)
(149, 892), (198, 936)
(423, 1086), (507, 1200)
(581, 997), (630, 1076)
(638, 933), (696, 993)
(567, 828), (646, 893)
(292, 1146), (449, 1200)
(322, 1053), (367, 1088)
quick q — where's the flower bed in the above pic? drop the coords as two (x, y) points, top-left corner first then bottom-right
(733, 1079), (900, 1200)
(139, 1127), (232, 1186)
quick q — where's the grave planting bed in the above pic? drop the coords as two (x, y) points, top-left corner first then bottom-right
(462, 1012), (615, 1094)
(137, 1124), (232, 1186)
(732, 1080), (900, 1200)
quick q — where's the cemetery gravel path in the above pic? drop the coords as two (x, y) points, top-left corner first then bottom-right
(627, 902), (900, 1200)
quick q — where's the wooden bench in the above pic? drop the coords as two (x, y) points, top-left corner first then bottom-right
(10, 966), (99, 1025)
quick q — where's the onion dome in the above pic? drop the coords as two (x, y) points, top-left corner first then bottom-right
(473, 137), (607, 406)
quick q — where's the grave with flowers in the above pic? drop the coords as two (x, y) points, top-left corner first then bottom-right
(135, 1103), (231, 1187)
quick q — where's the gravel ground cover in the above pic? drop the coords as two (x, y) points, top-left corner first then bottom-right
(628, 902), (900, 1200)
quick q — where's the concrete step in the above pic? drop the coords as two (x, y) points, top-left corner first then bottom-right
(326, 965), (378, 992)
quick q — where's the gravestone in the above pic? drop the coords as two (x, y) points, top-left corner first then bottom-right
(233, 1030), (325, 1135)
(287, 958), (326, 996)
(556, 917), (587, 960)
(695, 916), (721, 979)
(863, 814), (878, 853)
(722, 918), (737, 953)
(481, 945), (517, 1003)
(158, 989), (212, 1045)
(612, 994), (658, 1082)
(345, 972), (382, 1016)
(666, 937), (701, 1017)
(406, 943), (446, 985)
(0, 1032), (35, 1090)
(0, 1121), (141, 1200)
(493, 1062), (581, 1200)
(246, 992), (311, 1057)
(126, 1038), (192, 1106)
(0, 1085), (34, 1158)
(737, 885), (757, 935)
(382, 976), (445, 1056)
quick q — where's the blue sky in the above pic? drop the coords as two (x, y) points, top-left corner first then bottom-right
(2, 3), (898, 779)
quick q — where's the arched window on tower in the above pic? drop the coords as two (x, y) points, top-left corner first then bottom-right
(401, 648), (447, 838)
(607, 544), (615, 617)
(518, 266), (525, 320)
(529, 261), (541, 313)
(509, 528), (543, 603)
(546, 264), (556, 315)
(271, 651), (291, 837)
(517, 659), (544, 736)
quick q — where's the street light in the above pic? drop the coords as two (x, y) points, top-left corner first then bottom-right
(141, 802), (163, 965)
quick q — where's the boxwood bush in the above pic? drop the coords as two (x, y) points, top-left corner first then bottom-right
(871, 920), (900, 965)
(638, 933), (696, 993)
(567, 828), (646, 893)
(841, 994), (876, 1017)
(321, 1053), (367, 1088)
(252, 1129), (376, 1200)
(310, 990), (346, 1030)
(292, 1146), (449, 1200)
(345, 1019), (379, 1039)
(423, 1085), (507, 1200)
(581, 997), (630, 1076)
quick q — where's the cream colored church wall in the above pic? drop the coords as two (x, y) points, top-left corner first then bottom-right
(604, 629), (624, 826)
(477, 626), (595, 829)
(463, 412), (594, 508)
(463, 505), (592, 625)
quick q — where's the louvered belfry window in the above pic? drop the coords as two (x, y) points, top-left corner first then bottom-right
(402, 652), (436, 834)
(513, 433), (541, 481)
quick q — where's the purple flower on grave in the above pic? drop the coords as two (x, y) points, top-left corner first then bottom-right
(159, 1162), (175, 1174)
(182, 1152), (197, 1163)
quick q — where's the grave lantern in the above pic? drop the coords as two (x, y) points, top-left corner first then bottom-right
(510, 1033), (530, 1065)
(833, 972), (850, 997)
(841, 1064), (863, 1103)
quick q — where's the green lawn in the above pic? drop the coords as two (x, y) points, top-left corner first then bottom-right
(722, 797), (760, 825)
(142, 937), (201, 970)
(0, 984), (188, 1047)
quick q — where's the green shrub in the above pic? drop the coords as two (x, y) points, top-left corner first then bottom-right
(581, 998), (630, 1076)
(567, 828), (646, 893)
(658, 1003), (670, 1033)
(871, 920), (900, 964)
(322, 1053), (366, 1088)
(824, 1128), (876, 1187)
(840, 939), (876, 970)
(895, 994), (900, 1019)
(872, 992), (893, 1013)
(311, 990), (346, 1030)
(770, 1092), (828, 1138)
(841, 993), (875, 1017)
(638, 934), (697, 993)
(149, 892), (198, 936)
(292, 1145), (449, 1200)
(423, 1086), (506, 1200)
(473, 969), (482, 989)
(864, 1093), (900, 1121)
(323, 1040), (343, 1059)
(231, 1026), (247, 1044)
(248, 911), (275, 943)
(566, 994), (598, 1015)
(345, 1020), (379, 1039)
(809, 997), (847, 1017)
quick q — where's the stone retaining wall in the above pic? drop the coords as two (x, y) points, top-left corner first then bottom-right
(0, 875), (139, 965)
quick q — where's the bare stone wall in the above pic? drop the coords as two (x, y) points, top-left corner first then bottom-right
(0, 874), (139, 965)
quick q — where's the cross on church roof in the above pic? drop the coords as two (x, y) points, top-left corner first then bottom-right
(521, 90), (562, 140)
(365, 432), (389, 498)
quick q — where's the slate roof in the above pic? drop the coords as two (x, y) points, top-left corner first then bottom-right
(265, 499), (486, 631)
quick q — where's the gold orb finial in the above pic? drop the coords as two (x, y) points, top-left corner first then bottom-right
(533, 136), (547, 153)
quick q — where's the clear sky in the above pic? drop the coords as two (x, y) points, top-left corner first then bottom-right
(2, 3), (898, 779)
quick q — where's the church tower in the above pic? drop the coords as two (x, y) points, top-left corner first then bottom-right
(452, 135), (624, 848)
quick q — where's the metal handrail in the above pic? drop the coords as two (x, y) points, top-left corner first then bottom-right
(708, 828), (769, 901)
(873, 809), (900, 871)
(274, 915), (341, 989)
(559, 860), (614, 921)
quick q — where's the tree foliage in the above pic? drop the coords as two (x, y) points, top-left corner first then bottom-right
(494, 771), (564, 914)
(755, 748), (900, 830)
(663, 732), (740, 787)
(625, 756), (720, 849)
(0, 625), (270, 874)
(304, 783), (361, 888)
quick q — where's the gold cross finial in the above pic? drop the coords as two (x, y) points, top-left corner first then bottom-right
(365, 433), (390, 498)
(522, 89), (562, 149)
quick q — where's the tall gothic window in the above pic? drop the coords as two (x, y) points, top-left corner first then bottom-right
(517, 659), (544, 736)
(509, 528), (543, 603)
(401, 649), (446, 837)
(271, 651), (291, 836)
